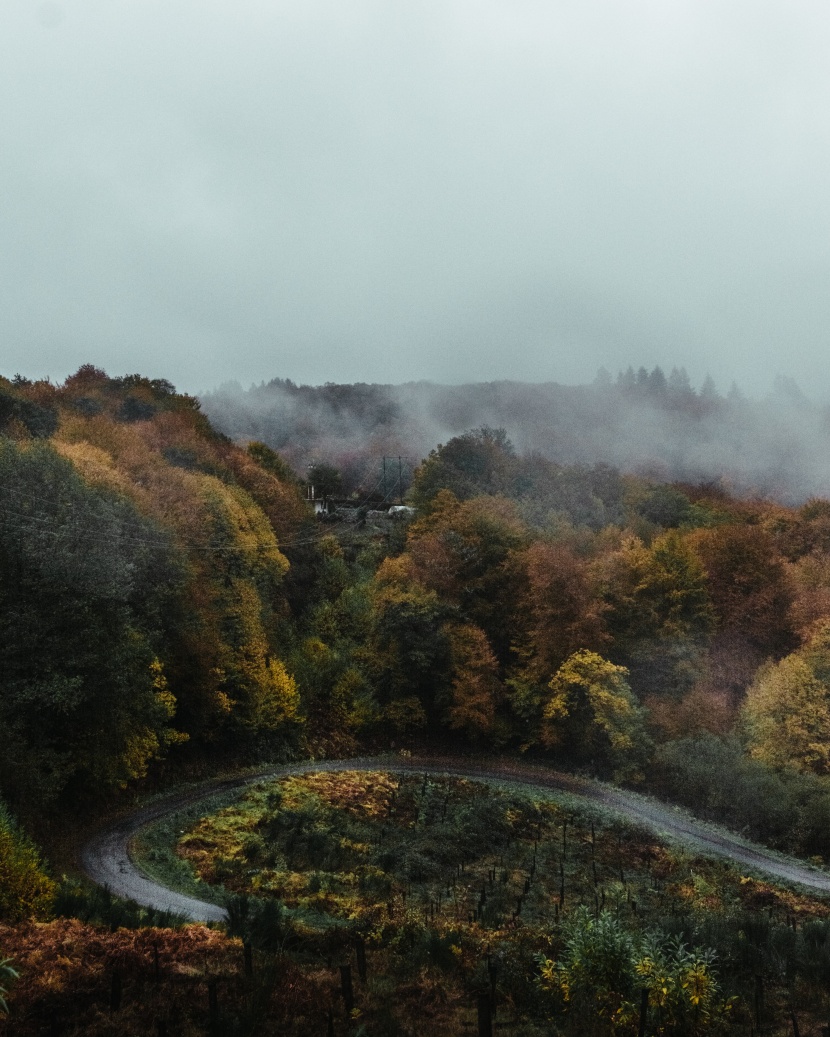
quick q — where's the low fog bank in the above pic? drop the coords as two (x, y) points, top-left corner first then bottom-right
(201, 371), (830, 503)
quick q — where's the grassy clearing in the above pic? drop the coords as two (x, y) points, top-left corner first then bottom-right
(129, 768), (830, 1035)
(130, 787), (245, 906)
(173, 770), (830, 923)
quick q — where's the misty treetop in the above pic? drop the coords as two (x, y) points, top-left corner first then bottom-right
(340, 426), (830, 784)
(201, 367), (830, 504)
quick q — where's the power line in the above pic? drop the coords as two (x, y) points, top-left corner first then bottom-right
(379, 456), (416, 504)
(0, 448), (419, 557)
(0, 474), (408, 557)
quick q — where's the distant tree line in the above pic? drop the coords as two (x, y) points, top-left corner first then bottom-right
(201, 367), (830, 502)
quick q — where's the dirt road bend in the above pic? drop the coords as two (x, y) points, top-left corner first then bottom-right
(80, 755), (830, 923)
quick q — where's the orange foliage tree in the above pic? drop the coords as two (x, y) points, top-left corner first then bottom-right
(691, 523), (796, 694)
(443, 623), (504, 739)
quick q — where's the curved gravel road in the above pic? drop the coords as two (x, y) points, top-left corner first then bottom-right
(81, 755), (830, 923)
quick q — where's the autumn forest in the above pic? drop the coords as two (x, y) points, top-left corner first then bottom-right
(5, 367), (830, 1034)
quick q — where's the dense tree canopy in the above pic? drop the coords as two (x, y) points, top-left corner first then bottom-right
(603, 531), (714, 697)
(11, 371), (830, 1037)
(0, 372), (311, 817)
(2, 375), (829, 833)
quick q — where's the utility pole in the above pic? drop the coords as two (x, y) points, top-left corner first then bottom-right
(398, 456), (403, 503)
(382, 457), (387, 503)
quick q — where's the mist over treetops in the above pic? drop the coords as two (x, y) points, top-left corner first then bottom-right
(202, 367), (828, 504)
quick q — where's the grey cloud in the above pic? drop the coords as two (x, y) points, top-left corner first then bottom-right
(2, 0), (830, 396)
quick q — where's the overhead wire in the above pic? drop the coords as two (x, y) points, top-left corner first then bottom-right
(0, 455), (416, 556)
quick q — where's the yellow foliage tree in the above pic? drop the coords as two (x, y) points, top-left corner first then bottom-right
(0, 804), (55, 922)
(743, 637), (830, 774)
(106, 659), (189, 787)
(543, 650), (650, 780)
(253, 657), (302, 732)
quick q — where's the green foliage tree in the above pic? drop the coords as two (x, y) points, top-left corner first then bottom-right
(652, 733), (830, 856)
(539, 909), (729, 1035)
(367, 556), (453, 726)
(246, 441), (299, 484)
(0, 381), (58, 439)
(630, 483), (696, 529)
(0, 440), (186, 809)
(308, 461), (343, 502)
(409, 427), (515, 509)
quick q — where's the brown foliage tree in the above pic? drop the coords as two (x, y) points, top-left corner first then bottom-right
(517, 540), (608, 681)
(692, 524), (797, 693)
(405, 491), (527, 663)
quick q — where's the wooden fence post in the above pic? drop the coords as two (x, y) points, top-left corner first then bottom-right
(755, 974), (765, 1032)
(208, 978), (219, 1035)
(109, 971), (122, 1013)
(356, 939), (367, 983)
(477, 994), (493, 1037)
(637, 987), (648, 1037)
(340, 964), (354, 1014)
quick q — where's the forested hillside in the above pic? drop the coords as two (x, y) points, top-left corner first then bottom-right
(8, 368), (830, 1032)
(0, 366), (312, 825)
(4, 368), (830, 854)
(202, 369), (830, 503)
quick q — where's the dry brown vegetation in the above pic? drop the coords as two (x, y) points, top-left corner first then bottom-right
(0, 919), (335, 1037)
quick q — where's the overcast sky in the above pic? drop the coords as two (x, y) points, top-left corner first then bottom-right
(2, 0), (830, 397)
